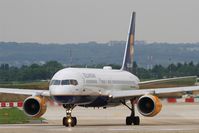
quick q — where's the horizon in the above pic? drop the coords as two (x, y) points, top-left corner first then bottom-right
(0, 40), (199, 45)
(0, 41), (199, 68)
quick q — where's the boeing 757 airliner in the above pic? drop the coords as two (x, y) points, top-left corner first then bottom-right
(0, 12), (199, 127)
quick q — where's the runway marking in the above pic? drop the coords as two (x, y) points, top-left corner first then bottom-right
(108, 128), (135, 131)
(48, 127), (73, 131)
(159, 128), (183, 130)
(108, 127), (195, 131)
(0, 125), (197, 133)
(159, 128), (194, 131)
(0, 126), (29, 129)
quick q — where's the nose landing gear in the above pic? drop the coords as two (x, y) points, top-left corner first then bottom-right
(62, 104), (77, 127)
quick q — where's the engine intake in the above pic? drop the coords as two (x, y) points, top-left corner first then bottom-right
(23, 96), (47, 118)
(137, 95), (162, 117)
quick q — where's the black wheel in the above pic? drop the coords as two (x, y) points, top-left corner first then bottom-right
(133, 116), (140, 125)
(72, 117), (77, 125)
(63, 117), (69, 127)
(62, 117), (66, 126)
(63, 117), (77, 127)
(70, 117), (75, 127)
(64, 117), (76, 127)
(126, 116), (133, 125)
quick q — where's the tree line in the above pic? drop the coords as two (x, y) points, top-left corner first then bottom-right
(0, 61), (63, 82)
(0, 61), (198, 82)
(133, 61), (199, 79)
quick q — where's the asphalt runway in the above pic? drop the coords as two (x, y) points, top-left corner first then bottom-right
(1, 103), (199, 133)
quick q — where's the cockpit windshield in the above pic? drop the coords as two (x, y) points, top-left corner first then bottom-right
(50, 79), (78, 86)
(50, 80), (61, 85)
(61, 80), (78, 85)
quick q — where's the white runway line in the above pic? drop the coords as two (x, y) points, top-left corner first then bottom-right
(108, 128), (136, 131)
(0, 125), (29, 129)
(48, 127), (73, 132)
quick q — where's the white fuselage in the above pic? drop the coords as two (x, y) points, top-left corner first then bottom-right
(49, 67), (140, 107)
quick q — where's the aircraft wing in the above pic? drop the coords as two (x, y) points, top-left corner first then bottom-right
(0, 88), (50, 96)
(139, 76), (197, 88)
(111, 86), (199, 99)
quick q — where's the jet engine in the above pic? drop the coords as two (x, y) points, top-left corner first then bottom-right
(23, 96), (47, 118)
(137, 95), (162, 117)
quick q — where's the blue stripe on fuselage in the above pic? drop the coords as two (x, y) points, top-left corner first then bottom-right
(52, 95), (109, 107)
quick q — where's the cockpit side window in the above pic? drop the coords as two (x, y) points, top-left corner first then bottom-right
(70, 80), (78, 85)
(50, 79), (78, 86)
(50, 80), (61, 85)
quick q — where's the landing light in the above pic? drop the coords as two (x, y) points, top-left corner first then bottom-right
(67, 118), (72, 123)
(66, 110), (72, 113)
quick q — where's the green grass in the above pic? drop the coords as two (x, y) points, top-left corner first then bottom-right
(0, 81), (49, 90)
(0, 107), (44, 124)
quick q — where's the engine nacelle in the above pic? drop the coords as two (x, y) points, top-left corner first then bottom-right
(137, 95), (162, 117)
(23, 96), (47, 118)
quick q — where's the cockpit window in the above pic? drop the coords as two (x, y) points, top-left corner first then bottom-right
(50, 80), (61, 85)
(61, 80), (70, 85)
(50, 79), (78, 86)
(61, 79), (78, 86)
(70, 80), (78, 85)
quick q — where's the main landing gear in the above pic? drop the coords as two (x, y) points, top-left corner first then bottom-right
(62, 104), (77, 127)
(121, 99), (140, 125)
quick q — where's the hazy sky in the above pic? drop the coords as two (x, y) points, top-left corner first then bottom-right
(0, 0), (199, 43)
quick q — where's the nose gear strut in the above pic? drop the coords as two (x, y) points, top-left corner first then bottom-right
(62, 104), (77, 127)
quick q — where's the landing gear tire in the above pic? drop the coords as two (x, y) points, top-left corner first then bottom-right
(62, 117), (77, 127)
(72, 117), (77, 126)
(126, 116), (140, 125)
(63, 117), (66, 126)
(126, 116), (133, 125)
(133, 116), (140, 125)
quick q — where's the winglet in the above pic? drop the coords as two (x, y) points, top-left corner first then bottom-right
(121, 12), (136, 73)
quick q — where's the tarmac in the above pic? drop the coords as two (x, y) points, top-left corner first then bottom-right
(1, 103), (199, 133)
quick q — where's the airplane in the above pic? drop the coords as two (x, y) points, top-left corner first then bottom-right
(0, 12), (199, 127)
